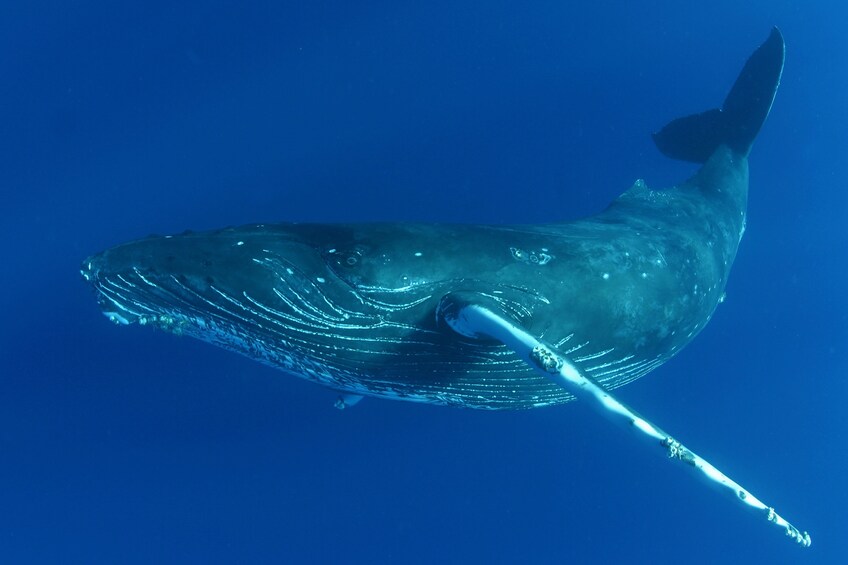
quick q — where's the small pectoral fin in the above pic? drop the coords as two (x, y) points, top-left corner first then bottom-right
(334, 393), (363, 410)
(437, 292), (811, 548)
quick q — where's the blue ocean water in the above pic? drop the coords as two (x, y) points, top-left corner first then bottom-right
(2, 2), (845, 563)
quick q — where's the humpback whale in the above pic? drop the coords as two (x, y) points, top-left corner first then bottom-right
(82, 28), (810, 546)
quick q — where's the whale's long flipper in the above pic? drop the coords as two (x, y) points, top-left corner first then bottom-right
(652, 27), (785, 163)
(437, 292), (811, 547)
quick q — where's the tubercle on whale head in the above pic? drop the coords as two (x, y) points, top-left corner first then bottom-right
(79, 226), (342, 330)
(80, 255), (143, 326)
(81, 256), (194, 333)
(80, 223), (473, 346)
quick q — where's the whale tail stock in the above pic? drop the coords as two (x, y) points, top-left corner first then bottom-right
(652, 27), (785, 163)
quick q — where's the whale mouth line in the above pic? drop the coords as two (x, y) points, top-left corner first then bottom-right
(93, 275), (198, 334)
(92, 277), (147, 326)
(83, 262), (164, 327)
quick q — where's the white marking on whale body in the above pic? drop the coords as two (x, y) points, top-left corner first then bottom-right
(103, 311), (130, 325)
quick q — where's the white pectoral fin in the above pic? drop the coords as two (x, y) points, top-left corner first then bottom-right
(334, 393), (363, 410)
(437, 292), (811, 549)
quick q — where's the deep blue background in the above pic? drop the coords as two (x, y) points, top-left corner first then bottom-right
(2, 2), (845, 563)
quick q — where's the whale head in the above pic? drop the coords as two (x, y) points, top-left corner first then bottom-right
(80, 223), (482, 393)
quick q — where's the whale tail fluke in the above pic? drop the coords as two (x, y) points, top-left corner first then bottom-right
(652, 27), (785, 163)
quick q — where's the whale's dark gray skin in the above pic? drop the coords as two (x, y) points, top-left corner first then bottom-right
(82, 29), (784, 411)
(82, 29), (812, 547)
